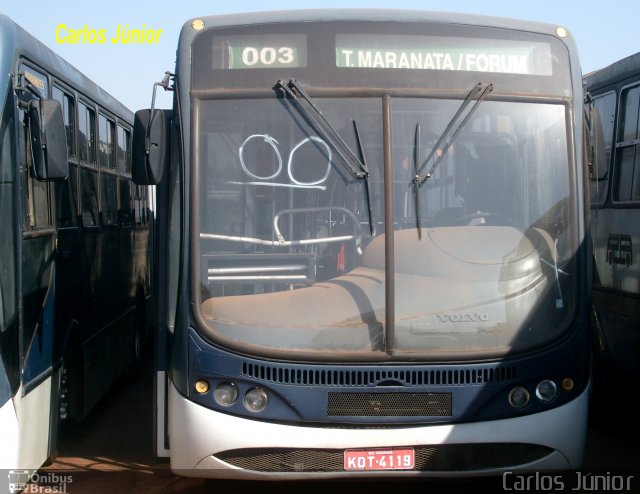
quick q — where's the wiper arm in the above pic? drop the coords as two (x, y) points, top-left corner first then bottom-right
(276, 79), (374, 235)
(276, 79), (368, 179)
(413, 123), (422, 239)
(353, 120), (375, 236)
(415, 82), (493, 186)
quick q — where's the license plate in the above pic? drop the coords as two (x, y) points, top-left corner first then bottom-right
(343, 447), (415, 471)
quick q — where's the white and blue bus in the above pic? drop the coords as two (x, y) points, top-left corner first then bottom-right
(135, 10), (591, 477)
(584, 51), (640, 404)
(0, 14), (151, 470)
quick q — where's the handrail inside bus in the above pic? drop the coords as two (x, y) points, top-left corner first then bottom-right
(200, 233), (359, 248)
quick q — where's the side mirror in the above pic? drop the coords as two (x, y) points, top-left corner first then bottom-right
(132, 109), (170, 185)
(29, 99), (69, 181)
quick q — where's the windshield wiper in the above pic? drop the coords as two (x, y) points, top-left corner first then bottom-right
(353, 120), (375, 236)
(413, 123), (422, 239)
(414, 82), (493, 187)
(276, 79), (374, 235)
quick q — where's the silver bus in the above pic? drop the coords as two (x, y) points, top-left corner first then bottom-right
(135, 9), (591, 477)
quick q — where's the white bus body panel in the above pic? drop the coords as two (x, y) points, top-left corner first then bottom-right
(168, 381), (588, 479)
(0, 397), (19, 469)
(14, 377), (53, 470)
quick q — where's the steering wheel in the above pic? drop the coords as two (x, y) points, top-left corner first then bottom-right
(453, 211), (515, 226)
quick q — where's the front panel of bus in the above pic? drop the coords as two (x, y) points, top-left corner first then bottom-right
(164, 16), (590, 474)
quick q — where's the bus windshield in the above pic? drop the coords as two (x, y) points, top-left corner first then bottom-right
(196, 92), (573, 359)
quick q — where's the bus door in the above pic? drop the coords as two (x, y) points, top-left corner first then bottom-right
(14, 62), (66, 468)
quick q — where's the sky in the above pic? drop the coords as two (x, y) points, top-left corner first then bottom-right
(2, 1), (638, 110)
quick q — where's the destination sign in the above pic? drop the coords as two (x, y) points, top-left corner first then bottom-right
(215, 34), (307, 69)
(335, 34), (553, 75)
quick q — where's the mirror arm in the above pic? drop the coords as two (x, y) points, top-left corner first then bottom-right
(16, 73), (44, 100)
(146, 72), (175, 157)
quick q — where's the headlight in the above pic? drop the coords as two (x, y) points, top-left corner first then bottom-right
(214, 382), (238, 406)
(535, 380), (558, 403)
(244, 387), (268, 412)
(508, 386), (530, 409)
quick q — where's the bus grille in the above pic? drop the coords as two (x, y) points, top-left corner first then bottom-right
(216, 444), (554, 472)
(241, 362), (516, 387)
(327, 392), (452, 417)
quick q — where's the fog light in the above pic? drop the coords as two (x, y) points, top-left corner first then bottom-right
(194, 379), (209, 394)
(536, 380), (558, 403)
(508, 386), (530, 409)
(244, 388), (268, 412)
(214, 382), (238, 406)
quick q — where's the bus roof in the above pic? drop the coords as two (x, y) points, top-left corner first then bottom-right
(181, 9), (572, 39)
(584, 51), (640, 92)
(0, 14), (133, 121)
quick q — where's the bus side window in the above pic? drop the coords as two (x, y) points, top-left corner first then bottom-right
(78, 102), (96, 165)
(117, 124), (133, 226)
(99, 114), (117, 227)
(119, 179), (133, 226)
(101, 174), (117, 226)
(16, 65), (51, 229)
(19, 112), (51, 229)
(26, 169), (51, 228)
(78, 102), (98, 227)
(614, 85), (640, 202)
(116, 124), (131, 174)
(80, 168), (98, 228)
(134, 185), (147, 225)
(588, 92), (615, 206)
(52, 85), (76, 158)
(98, 113), (115, 170)
(52, 85), (78, 228)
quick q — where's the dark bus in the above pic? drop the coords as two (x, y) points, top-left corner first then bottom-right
(584, 51), (640, 401)
(135, 10), (590, 477)
(0, 14), (151, 470)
